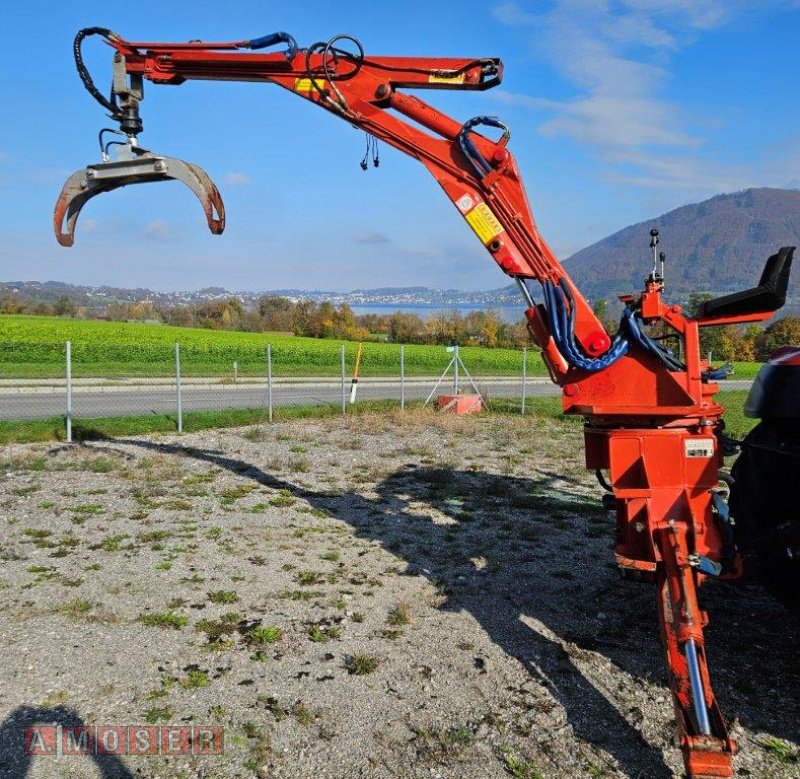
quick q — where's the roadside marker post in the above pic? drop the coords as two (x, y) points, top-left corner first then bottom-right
(349, 343), (363, 404)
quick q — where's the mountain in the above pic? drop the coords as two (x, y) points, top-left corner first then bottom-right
(563, 188), (800, 302)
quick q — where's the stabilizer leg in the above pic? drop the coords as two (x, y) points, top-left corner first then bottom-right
(655, 523), (736, 778)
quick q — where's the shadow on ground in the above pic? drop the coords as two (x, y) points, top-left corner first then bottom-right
(0, 706), (135, 778)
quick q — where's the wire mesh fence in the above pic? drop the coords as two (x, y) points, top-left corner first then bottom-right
(0, 339), (554, 440)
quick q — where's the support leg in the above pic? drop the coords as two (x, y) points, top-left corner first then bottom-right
(654, 523), (736, 778)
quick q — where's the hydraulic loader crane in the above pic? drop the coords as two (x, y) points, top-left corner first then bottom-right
(55, 28), (795, 778)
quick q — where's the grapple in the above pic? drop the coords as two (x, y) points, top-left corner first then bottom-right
(54, 142), (225, 247)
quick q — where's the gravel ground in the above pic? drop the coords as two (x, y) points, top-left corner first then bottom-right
(0, 408), (797, 779)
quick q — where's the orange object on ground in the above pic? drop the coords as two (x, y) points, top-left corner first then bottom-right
(436, 394), (483, 414)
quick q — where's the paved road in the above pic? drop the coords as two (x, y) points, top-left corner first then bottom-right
(0, 377), (756, 421)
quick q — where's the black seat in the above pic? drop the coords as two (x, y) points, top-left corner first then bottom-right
(699, 246), (794, 319)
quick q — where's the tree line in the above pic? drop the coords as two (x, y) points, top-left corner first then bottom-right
(2, 291), (798, 359)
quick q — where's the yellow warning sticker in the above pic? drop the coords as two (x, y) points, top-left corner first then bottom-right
(428, 73), (465, 85)
(293, 78), (325, 92)
(464, 202), (503, 244)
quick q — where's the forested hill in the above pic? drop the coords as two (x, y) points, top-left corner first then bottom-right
(564, 188), (800, 302)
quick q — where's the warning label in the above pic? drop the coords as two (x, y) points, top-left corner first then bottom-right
(428, 73), (465, 85)
(464, 203), (503, 244)
(685, 439), (715, 458)
(293, 78), (325, 92)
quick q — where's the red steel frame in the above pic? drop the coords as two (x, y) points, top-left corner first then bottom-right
(67, 33), (782, 778)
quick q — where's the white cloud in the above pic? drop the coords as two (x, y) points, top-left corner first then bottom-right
(143, 220), (181, 241)
(224, 172), (252, 186)
(490, 1), (800, 194)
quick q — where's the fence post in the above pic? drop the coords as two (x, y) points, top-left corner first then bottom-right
(340, 345), (346, 414)
(453, 344), (459, 394)
(521, 347), (528, 415)
(175, 342), (183, 434)
(266, 345), (273, 423)
(400, 345), (405, 411)
(65, 341), (72, 444)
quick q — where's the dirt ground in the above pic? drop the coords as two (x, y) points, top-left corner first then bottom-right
(0, 409), (798, 779)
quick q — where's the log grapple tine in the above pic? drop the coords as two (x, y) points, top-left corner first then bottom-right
(54, 146), (225, 247)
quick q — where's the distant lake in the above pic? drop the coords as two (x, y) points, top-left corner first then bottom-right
(349, 303), (523, 323)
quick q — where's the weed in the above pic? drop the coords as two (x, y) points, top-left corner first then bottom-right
(57, 598), (93, 619)
(162, 499), (192, 511)
(87, 457), (116, 473)
(279, 589), (316, 601)
(140, 611), (188, 630)
(500, 748), (543, 779)
(246, 625), (283, 646)
(344, 653), (379, 675)
(387, 602), (413, 626)
(308, 623), (342, 643)
(292, 701), (317, 726)
(296, 570), (325, 586)
(262, 696), (287, 721)
(208, 590), (239, 605)
(144, 706), (174, 724)
(91, 534), (129, 552)
(179, 666), (210, 690)
(195, 612), (241, 649)
(139, 530), (170, 544)
(288, 458), (310, 473)
(763, 737), (799, 764)
(269, 493), (296, 508)
(220, 484), (256, 505)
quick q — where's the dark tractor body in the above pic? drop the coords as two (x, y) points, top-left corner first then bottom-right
(730, 346), (800, 616)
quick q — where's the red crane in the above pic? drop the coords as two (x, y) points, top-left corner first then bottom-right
(55, 28), (794, 778)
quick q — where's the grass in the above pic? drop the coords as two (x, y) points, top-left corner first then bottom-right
(208, 589), (239, 605)
(387, 602), (413, 626)
(344, 653), (379, 675)
(0, 400), (412, 444)
(245, 625), (283, 646)
(0, 388), (758, 447)
(501, 748), (544, 779)
(139, 611), (189, 630)
(762, 737), (800, 764)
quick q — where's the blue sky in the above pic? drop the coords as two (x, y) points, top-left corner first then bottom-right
(1, 1), (798, 292)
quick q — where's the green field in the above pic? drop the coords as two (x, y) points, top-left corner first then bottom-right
(0, 315), (764, 381)
(0, 315), (538, 379)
